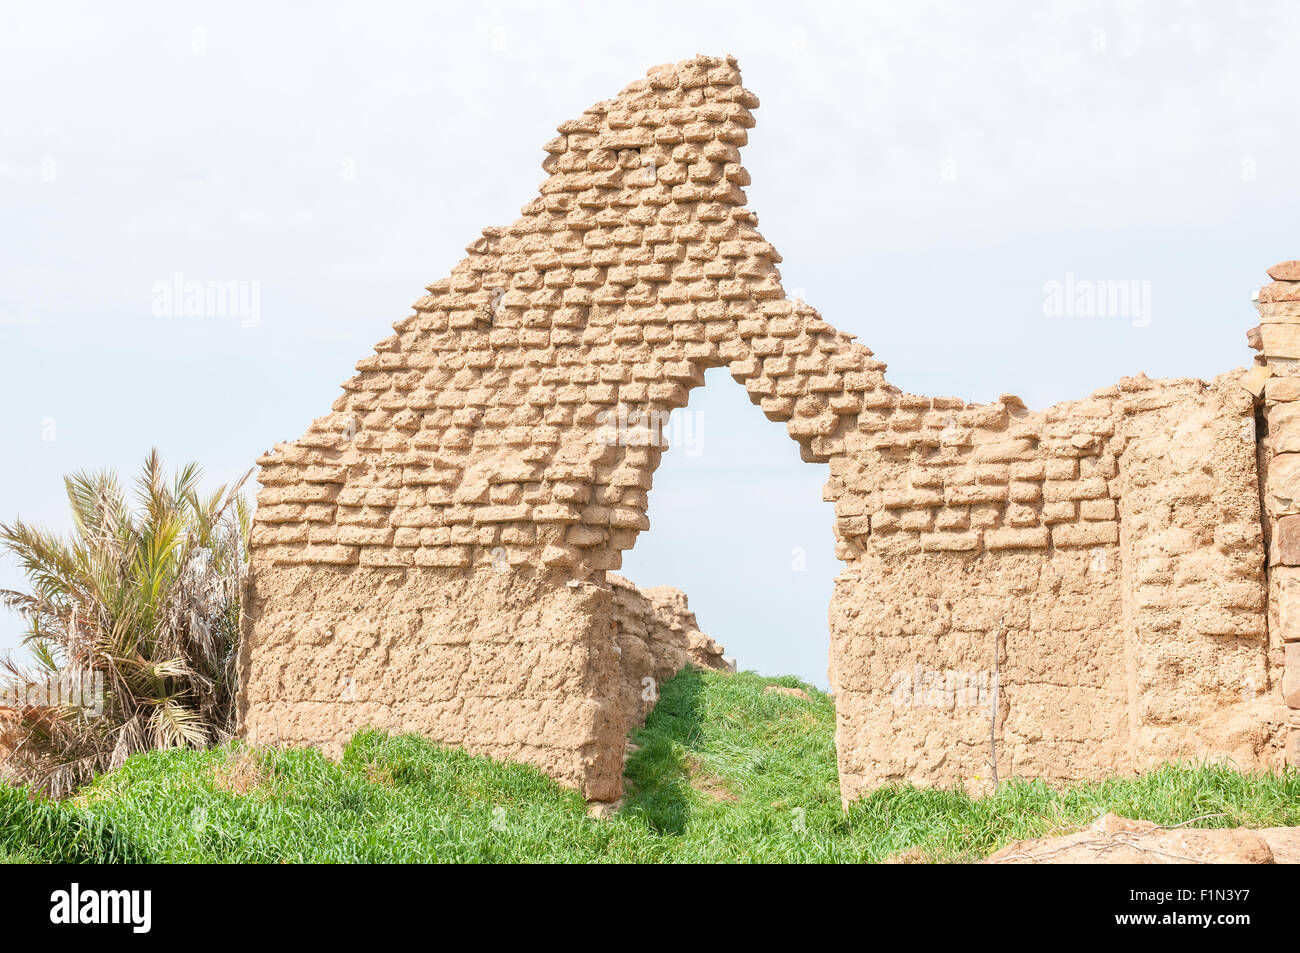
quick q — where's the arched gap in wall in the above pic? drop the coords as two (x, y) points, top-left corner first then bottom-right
(617, 365), (838, 689)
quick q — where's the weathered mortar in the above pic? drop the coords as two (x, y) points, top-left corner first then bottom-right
(238, 54), (1291, 801)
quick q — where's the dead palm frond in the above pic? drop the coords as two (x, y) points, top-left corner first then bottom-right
(0, 450), (251, 796)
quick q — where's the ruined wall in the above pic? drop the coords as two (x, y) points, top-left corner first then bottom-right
(240, 54), (861, 800)
(241, 566), (624, 797)
(830, 371), (1281, 800)
(239, 564), (726, 799)
(238, 54), (1291, 803)
(1251, 261), (1300, 769)
(607, 572), (730, 740)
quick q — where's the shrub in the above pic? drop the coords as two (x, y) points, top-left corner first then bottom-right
(0, 450), (250, 796)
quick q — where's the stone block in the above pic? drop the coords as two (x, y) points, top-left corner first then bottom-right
(1266, 377), (1300, 402)
(1278, 570), (1300, 642)
(1240, 363), (1271, 396)
(1284, 644), (1300, 709)
(1261, 323), (1300, 359)
(1052, 522), (1118, 547)
(1275, 516), (1300, 565)
(985, 526), (1050, 550)
(1268, 454), (1300, 514)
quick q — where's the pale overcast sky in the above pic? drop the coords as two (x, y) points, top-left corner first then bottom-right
(2, 1), (1297, 686)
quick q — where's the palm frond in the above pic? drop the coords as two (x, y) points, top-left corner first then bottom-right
(1, 452), (250, 796)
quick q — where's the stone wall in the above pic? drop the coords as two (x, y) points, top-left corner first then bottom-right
(1250, 261), (1300, 769)
(237, 54), (1293, 803)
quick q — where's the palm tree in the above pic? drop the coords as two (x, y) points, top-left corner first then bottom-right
(0, 450), (251, 795)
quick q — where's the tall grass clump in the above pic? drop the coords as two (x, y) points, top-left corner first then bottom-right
(0, 783), (145, 863)
(0, 450), (250, 796)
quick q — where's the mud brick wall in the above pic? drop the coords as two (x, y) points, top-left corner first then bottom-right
(830, 372), (1280, 801)
(238, 54), (1291, 802)
(606, 572), (730, 740)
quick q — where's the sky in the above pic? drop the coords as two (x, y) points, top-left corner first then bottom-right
(1, 0), (1297, 687)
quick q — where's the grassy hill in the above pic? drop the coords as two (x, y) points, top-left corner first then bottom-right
(3, 667), (1299, 863)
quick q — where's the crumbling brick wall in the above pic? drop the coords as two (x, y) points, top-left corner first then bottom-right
(607, 572), (730, 741)
(831, 371), (1281, 800)
(238, 54), (1291, 803)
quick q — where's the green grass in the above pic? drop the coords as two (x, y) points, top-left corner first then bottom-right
(2, 667), (1298, 862)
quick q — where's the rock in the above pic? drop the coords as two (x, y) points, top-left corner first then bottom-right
(1262, 323), (1300, 359)
(586, 800), (621, 820)
(1277, 571), (1300, 642)
(764, 685), (811, 701)
(1269, 401), (1300, 453)
(1282, 644), (1300, 708)
(1267, 377), (1300, 402)
(1269, 454), (1300, 513)
(1274, 516), (1300, 565)
(1260, 827), (1300, 863)
(986, 813), (1277, 864)
(1260, 281), (1300, 303)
